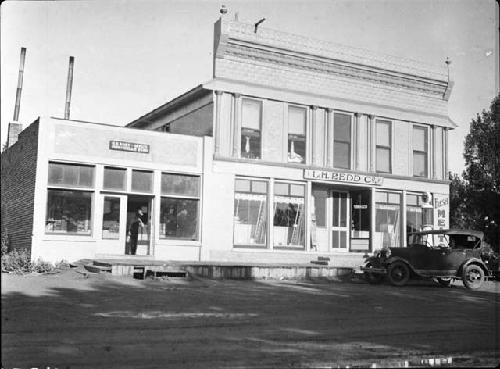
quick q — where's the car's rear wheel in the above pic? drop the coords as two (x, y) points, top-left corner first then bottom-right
(363, 263), (384, 284)
(388, 261), (410, 287)
(462, 264), (484, 290)
(436, 277), (452, 287)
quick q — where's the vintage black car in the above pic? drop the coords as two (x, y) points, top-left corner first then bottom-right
(361, 229), (498, 289)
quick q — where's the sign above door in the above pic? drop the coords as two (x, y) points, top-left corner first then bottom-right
(304, 169), (384, 186)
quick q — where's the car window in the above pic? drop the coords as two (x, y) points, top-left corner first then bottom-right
(448, 234), (479, 249)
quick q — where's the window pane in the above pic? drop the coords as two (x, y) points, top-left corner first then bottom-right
(251, 181), (267, 194)
(290, 184), (305, 197)
(241, 128), (261, 159)
(406, 206), (422, 234)
(375, 203), (401, 247)
(273, 195), (305, 248)
(413, 127), (427, 152)
(45, 190), (92, 235)
(103, 167), (126, 191)
(234, 193), (267, 245)
(288, 134), (306, 163)
(288, 106), (306, 135)
(161, 173), (200, 197)
(406, 194), (419, 206)
(160, 198), (199, 240)
(332, 196), (339, 227)
(274, 183), (289, 196)
(376, 147), (391, 173)
(312, 189), (327, 227)
(413, 152), (427, 177)
(388, 193), (400, 204)
(48, 162), (94, 188)
(375, 192), (388, 203)
(334, 113), (351, 141)
(334, 142), (350, 169)
(131, 170), (153, 193)
(242, 99), (261, 130)
(376, 120), (391, 147)
(102, 197), (120, 239)
(235, 179), (251, 192)
(351, 191), (370, 237)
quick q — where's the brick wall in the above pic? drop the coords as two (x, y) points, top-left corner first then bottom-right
(1, 120), (39, 254)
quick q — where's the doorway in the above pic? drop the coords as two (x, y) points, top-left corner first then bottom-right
(126, 195), (152, 256)
(312, 187), (350, 252)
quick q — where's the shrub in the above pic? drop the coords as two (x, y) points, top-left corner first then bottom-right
(1, 231), (10, 256)
(1, 248), (33, 273)
(33, 258), (55, 273)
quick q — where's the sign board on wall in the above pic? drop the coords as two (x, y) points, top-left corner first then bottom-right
(109, 140), (150, 154)
(304, 169), (384, 186)
(433, 194), (449, 230)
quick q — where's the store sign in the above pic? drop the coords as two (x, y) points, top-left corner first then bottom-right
(304, 169), (383, 186)
(109, 140), (150, 154)
(353, 204), (368, 210)
(433, 194), (449, 230)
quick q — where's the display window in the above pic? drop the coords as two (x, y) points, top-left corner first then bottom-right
(45, 189), (93, 235)
(351, 190), (370, 239)
(160, 173), (200, 240)
(375, 191), (401, 248)
(273, 182), (305, 249)
(233, 178), (268, 247)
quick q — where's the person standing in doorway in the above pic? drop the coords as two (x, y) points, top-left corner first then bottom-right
(128, 209), (144, 255)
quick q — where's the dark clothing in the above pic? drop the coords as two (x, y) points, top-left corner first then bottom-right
(129, 234), (138, 255)
(128, 217), (143, 255)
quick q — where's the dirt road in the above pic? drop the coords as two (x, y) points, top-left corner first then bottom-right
(2, 270), (498, 368)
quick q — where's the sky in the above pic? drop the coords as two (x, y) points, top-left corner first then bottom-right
(1, 0), (498, 174)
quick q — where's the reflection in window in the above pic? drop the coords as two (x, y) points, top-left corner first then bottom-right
(45, 190), (92, 235)
(334, 113), (351, 169)
(288, 106), (306, 163)
(160, 173), (200, 240)
(375, 191), (401, 248)
(103, 167), (126, 191)
(102, 197), (120, 239)
(233, 179), (267, 246)
(48, 162), (94, 188)
(413, 126), (428, 177)
(241, 99), (261, 159)
(131, 170), (153, 193)
(273, 183), (305, 248)
(376, 120), (391, 173)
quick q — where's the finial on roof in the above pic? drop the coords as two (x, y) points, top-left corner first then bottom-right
(445, 57), (452, 82)
(220, 5), (227, 15)
(254, 18), (266, 33)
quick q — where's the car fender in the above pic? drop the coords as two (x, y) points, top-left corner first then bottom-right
(385, 256), (420, 276)
(364, 256), (382, 267)
(459, 258), (490, 277)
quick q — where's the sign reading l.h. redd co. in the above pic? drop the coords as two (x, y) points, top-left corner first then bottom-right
(304, 169), (384, 186)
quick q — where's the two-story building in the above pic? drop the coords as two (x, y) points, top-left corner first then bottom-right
(1, 17), (454, 265)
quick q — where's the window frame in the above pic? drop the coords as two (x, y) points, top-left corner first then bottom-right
(159, 172), (201, 241)
(375, 119), (392, 173)
(333, 111), (353, 170)
(412, 125), (429, 178)
(287, 104), (307, 164)
(240, 98), (263, 160)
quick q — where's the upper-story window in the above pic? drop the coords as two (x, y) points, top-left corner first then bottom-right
(288, 106), (306, 163)
(376, 119), (392, 173)
(334, 112), (352, 169)
(413, 126), (428, 177)
(241, 99), (262, 159)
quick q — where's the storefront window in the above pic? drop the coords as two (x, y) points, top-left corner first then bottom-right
(45, 190), (92, 235)
(233, 178), (267, 246)
(288, 106), (306, 163)
(351, 190), (370, 238)
(131, 170), (153, 193)
(48, 162), (94, 188)
(241, 99), (262, 159)
(103, 167), (126, 191)
(273, 182), (305, 249)
(406, 194), (423, 234)
(375, 191), (401, 248)
(334, 112), (351, 169)
(102, 197), (120, 239)
(160, 173), (200, 240)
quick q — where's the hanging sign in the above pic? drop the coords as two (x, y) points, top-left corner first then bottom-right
(109, 140), (150, 154)
(304, 169), (383, 186)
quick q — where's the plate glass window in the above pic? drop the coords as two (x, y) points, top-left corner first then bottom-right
(233, 178), (268, 246)
(273, 183), (305, 249)
(288, 106), (306, 163)
(160, 174), (200, 240)
(375, 191), (401, 247)
(48, 162), (94, 188)
(241, 99), (262, 159)
(45, 190), (92, 235)
(376, 120), (391, 173)
(103, 167), (126, 191)
(334, 113), (351, 169)
(131, 170), (153, 193)
(413, 126), (428, 177)
(102, 197), (121, 239)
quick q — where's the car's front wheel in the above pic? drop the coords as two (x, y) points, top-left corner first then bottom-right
(462, 264), (485, 290)
(363, 263), (384, 284)
(388, 261), (410, 287)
